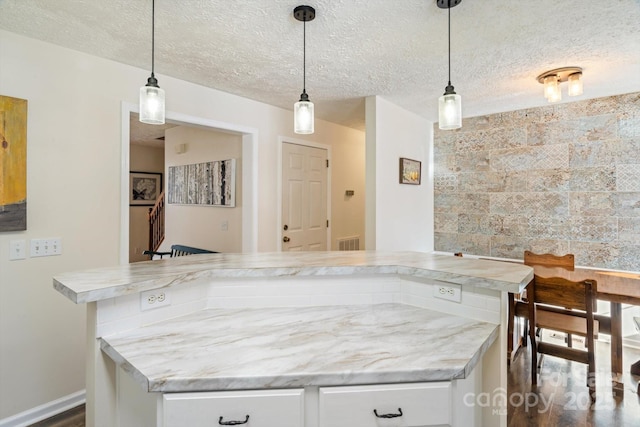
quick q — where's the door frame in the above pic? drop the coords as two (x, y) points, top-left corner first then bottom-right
(277, 136), (332, 252)
(120, 102), (259, 264)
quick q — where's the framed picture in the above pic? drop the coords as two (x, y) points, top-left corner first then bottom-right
(130, 171), (163, 206)
(399, 158), (421, 185)
(0, 95), (28, 231)
(167, 159), (236, 207)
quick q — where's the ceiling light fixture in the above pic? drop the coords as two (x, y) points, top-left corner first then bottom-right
(437, 0), (462, 131)
(293, 5), (315, 135)
(139, 0), (165, 125)
(536, 67), (583, 103)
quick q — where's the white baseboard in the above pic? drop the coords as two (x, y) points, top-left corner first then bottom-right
(0, 390), (85, 427)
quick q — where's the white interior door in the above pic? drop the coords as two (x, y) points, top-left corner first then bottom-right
(281, 142), (328, 251)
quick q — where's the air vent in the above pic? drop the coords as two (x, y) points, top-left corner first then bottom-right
(337, 236), (360, 251)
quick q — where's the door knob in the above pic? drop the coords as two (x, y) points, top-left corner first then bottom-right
(283, 236), (290, 243)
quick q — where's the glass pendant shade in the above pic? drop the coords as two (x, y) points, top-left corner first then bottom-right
(140, 77), (165, 125)
(438, 91), (462, 130)
(139, 0), (164, 125)
(294, 98), (314, 134)
(543, 75), (561, 102)
(567, 72), (583, 96)
(437, 1), (463, 131)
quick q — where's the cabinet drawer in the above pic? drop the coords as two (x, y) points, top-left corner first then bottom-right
(163, 388), (304, 427)
(319, 382), (451, 427)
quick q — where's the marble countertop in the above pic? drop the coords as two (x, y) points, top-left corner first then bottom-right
(54, 251), (533, 303)
(100, 303), (499, 392)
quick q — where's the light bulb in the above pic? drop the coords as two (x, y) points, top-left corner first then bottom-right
(438, 93), (462, 130)
(294, 100), (314, 134)
(140, 85), (165, 125)
(543, 75), (561, 102)
(568, 72), (583, 97)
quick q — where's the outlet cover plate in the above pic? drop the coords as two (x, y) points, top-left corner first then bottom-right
(433, 282), (462, 303)
(140, 289), (171, 311)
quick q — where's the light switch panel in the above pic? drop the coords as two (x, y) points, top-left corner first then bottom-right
(9, 240), (27, 260)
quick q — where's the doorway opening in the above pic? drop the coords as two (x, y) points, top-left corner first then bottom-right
(120, 103), (258, 264)
(278, 137), (331, 251)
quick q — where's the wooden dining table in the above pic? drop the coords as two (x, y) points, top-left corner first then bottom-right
(524, 265), (640, 394)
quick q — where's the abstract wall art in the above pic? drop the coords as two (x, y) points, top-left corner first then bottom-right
(168, 159), (236, 207)
(0, 95), (27, 231)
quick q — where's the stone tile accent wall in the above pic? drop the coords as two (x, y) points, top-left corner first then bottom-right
(433, 92), (640, 270)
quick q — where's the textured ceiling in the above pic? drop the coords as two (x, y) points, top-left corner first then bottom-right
(129, 113), (176, 147)
(1, 0), (639, 134)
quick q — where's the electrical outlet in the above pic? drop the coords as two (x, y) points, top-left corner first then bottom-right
(141, 289), (171, 311)
(433, 283), (462, 303)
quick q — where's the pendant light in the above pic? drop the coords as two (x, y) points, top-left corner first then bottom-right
(293, 5), (315, 134)
(139, 0), (165, 125)
(437, 0), (462, 130)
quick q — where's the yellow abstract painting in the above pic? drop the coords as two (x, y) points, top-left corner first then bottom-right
(0, 95), (27, 231)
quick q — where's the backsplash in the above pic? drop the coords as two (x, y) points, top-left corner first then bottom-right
(433, 92), (640, 270)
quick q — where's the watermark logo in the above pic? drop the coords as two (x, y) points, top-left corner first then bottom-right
(463, 369), (617, 414)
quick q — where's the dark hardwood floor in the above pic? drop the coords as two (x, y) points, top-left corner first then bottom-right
(508, 336), (640, 427)
(28, 340), (640, 427)
(29, 405), (84, 427)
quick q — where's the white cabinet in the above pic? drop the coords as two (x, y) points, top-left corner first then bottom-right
(160, 383), (452, 427)
(319, 382), (452, 427)
(162, 389), (304, 427)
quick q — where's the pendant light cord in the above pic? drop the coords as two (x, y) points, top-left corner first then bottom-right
(447, 0), (451, 86)
(151, 0), (156, 77)
(303, 19), (306, 93)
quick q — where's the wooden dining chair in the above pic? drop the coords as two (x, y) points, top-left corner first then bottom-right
(527, 275), (597, 399)
(523, 251), (577, 346)
(509, 251), (576, 363)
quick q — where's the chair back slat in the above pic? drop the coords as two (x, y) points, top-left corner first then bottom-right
(532, 276), (596, 311)
(524, 251), (575, 269)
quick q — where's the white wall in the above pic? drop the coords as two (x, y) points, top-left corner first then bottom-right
(129, 144), (164, 262)
(365, 96), (434, 251)
(163, 126), (242, 253)
(0, 29), (365, 422)
(329, 133), (366, 249)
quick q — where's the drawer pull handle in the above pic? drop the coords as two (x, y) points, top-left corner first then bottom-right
(218, 415), (249, 425)
(373, 408), (403, 419)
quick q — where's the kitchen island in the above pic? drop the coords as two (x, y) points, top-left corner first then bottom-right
(53, 251), (533, 427)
